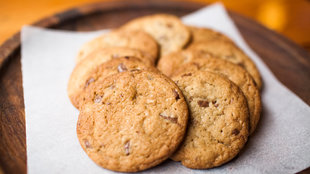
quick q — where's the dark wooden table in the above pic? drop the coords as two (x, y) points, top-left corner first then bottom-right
(0, 0), (309, 173)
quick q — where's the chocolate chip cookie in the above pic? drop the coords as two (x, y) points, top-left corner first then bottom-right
(122, 14), (191, 56)
(76, 29), (159, 64)
(173, 57), (261, 134)
(171, 71), (249, 169)
(157, 49), (211, 77)
(77, 70), (188, 172)
(188, 40), (262, 89)
(78, 47), (153, 67)
(187, 26), (232, 44)
(68, 56), (158, 109)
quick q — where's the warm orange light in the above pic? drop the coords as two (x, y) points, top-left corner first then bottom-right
(256, 0), (288, 31)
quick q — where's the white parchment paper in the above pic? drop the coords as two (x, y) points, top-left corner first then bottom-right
(21, 3), (310, 174)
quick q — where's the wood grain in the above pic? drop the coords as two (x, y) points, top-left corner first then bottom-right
(0, 0), (309, 173)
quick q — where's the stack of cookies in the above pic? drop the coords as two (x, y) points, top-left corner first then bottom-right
(67, 14), (262, 172)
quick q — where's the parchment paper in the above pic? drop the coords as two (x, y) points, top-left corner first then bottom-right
(21, 3), (310, 174)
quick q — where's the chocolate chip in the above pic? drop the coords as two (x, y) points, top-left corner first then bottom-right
(217, 140), (224, 144)
(159, 113), (178, 123)
(84, 77), (95, 88)
(212, 100), (219, 107)
(237, 62), (245, 68)
(84, 140), (92, 148)
(181, 73), (192, 77)
(94, 95), (102, 103)
(173, 90), (180, 101)
(124, 141), (130, 155)
(197, 100), (209, 107)
(117, 63), (128, 72)
(232, 129), (240, 135)
(124, 56), (130, 59)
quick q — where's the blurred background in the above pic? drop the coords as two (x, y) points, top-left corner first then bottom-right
(0, 0), (309, 52)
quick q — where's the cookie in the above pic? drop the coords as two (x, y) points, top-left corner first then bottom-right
(68, 56), (158, 109)
(77, 70), (189, 172)
(187, 26), (232, 44)
(79, 47), (153, 67)
(171, 71), (249, 169)
(188, 40), (262, 89)
(173, 57), (261, 134)
(122, 14), (191, 56)
(76, 29), (159, 64)
(157, 49), (211, 77)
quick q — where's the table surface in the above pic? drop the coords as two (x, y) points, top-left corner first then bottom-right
(1, 0), (310, 52)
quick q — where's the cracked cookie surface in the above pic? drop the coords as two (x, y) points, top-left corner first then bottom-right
(68, 56), (157, 109)
(77, 70), (188, 172)
(188, 40), (262, 89)
(187, 26), (233, 44)
(157, 49), (211, 77)
(172, 57), (261, 134)
(171, 71), (249, 169)
(122, 14), (191, 56)
(76, 29), (158, 64)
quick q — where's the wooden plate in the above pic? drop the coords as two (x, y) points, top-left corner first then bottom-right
(0, 0), (309, 173)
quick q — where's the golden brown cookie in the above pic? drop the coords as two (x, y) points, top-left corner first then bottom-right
(187, 26), (232, 44)
(68, 56), (158, 109)
(188, 40), (262, 89)
(76, 29), (159, 64)
(157, 49), (211, 77)
(173, 57), (261, 134)
(77, 70), (188, 172)
(171, 71), (249, 169)
(79, 47), (153, 67)
(122, 14), (191, 56)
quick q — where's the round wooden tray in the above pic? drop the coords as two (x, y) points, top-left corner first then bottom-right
(0, 0), (309, 173)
